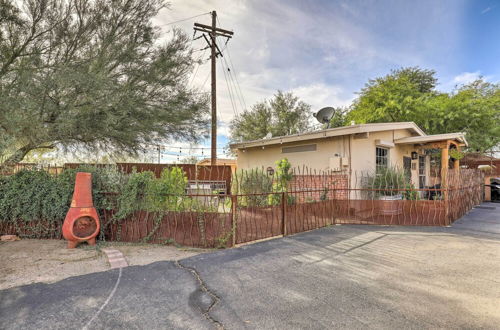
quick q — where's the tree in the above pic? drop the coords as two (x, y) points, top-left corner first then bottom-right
(347, 67), (437, 124)
(179, 155), (198, 164)
(0, 0), (209, 169)
(418, 80), (500, 152)
(229, 91), (312, 142)
(347, 67), (500, 152)
(328, 107), (348, 128)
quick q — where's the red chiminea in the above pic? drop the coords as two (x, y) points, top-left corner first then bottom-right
(62, 172), (100, 248)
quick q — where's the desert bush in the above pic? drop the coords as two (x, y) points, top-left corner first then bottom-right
(363, 167), (408, 197)
(232, 168), (273, 207)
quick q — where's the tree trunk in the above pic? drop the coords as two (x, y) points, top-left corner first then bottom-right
(0, 145), (34, 173)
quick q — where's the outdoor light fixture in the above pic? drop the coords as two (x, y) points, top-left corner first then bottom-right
(411, 151), (418, 160)
(267, 167), (275, 176)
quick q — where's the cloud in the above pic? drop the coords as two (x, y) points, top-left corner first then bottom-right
(292, 83), (353, 111)
(481, 6), (495, 14)
(453, 71), (482, 85)
(151, 0), (467, 153)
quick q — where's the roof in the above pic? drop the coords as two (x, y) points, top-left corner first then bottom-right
(462, 152), (500, 162)
(230, 122), (426, 149)
(394, 133), (468, 146)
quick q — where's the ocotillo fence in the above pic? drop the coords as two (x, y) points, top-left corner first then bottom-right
(0, 165), (484, 248)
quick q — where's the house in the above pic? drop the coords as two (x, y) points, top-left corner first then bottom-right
(230, 122), (467, 192)
(196, 158), (237, 173)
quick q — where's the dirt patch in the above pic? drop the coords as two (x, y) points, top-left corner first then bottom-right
(104, 243), (207, 266)
(0, 239), (107, 290)
(0, 239), (208, 290)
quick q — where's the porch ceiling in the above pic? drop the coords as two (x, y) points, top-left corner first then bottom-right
(394, 133), (468, 147)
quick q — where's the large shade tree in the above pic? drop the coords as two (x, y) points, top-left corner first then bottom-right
(229, 91), (312, 143)
(0, 0), (209, 168)
(347, 67), (500, 152)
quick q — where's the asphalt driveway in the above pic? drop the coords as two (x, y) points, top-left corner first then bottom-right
(1, 203), (499, 329)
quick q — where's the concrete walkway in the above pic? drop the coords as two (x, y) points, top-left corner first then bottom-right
(1, 203), (499, 329)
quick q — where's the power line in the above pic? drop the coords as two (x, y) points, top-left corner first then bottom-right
(219, 56), (239, 118)
(224, 45), (247, 111)
(158, 12), (211, 27)
(215, 15), (247, 111)
(189, 48), (208, 87)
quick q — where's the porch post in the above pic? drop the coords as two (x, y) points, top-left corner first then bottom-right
(441, 141), (449, 225)
(441, 142), (449, 191)
(453, 145), (460, 170)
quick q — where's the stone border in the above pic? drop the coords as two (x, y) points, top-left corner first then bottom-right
(101, 248), (128, 269)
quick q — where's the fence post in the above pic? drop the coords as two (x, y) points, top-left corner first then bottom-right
(281, 192), (287, 236)
(231, 194), (237, 246)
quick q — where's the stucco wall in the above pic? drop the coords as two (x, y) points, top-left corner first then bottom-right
(236, 135), (350, 172)
(235, 128), (424, 188)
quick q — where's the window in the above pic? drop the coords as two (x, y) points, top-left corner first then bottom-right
(418, 156), (426, 188)
(376, 147), (389, 171)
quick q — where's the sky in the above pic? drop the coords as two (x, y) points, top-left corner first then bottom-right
(48, 0), (500, 164)
(148, 0), (500, 163)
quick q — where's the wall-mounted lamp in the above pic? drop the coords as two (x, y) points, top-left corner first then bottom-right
(411, 151), (418, 160)
(266, 167), (275, 176)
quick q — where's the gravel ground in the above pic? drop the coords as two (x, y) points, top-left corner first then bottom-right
(0, 239), (205, 290)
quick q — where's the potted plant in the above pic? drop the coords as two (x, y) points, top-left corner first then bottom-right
(365, 167), (407, 215)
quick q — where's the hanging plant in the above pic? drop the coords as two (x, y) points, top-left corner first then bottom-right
(449, 149), (464, 160)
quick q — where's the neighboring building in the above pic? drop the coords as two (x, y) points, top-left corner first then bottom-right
(196, 158), (237, 173)
(230, 122), (467, 191)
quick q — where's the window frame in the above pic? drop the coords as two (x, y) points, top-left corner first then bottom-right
(375, 147), (389, 172)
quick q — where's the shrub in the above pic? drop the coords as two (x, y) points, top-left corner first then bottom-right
(268, 158), (294, 205)
(233, 168), (273, 207)
(0, 170), (71, 224)
(364, 167), (407, 197)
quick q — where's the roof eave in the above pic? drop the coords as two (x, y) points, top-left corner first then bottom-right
(230, 122), (425, 150)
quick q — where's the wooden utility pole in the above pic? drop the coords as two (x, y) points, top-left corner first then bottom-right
(194, 11), (233, 165)
(210, 11), (217, 166)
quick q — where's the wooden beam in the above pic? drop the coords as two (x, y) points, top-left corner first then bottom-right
(194, 23), (234, 36)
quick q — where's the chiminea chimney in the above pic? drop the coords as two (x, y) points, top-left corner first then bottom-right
(62, 172), (100, 248)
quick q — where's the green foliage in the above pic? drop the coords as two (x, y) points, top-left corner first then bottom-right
(233, 168), (273, 207)
(0, 0), (209, 168)
(449, 149), (465, 160)
(150, 167), (188, 211)
(347, 67), (500, 152)
(113, 166), (213, 220)
(348, 67), (437, 124)
(403, 183), (419, 200)
(328, 107), (348, 128)
(364, 167), (408, 197)
(268, 158), (294, 205)
(229, 91), (312, 143)
(0, 170), (70, 224)
(0, 165), (125, 240)
(114, 171), (157, 219)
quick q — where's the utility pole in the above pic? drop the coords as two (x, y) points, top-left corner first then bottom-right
(194, 11), (233, 165)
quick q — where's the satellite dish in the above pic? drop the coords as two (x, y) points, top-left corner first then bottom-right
(314, 107), (335, 128)
(264, 132), (273, 139)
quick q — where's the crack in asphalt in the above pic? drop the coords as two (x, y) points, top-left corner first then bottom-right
(175, 260), (224, 329)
